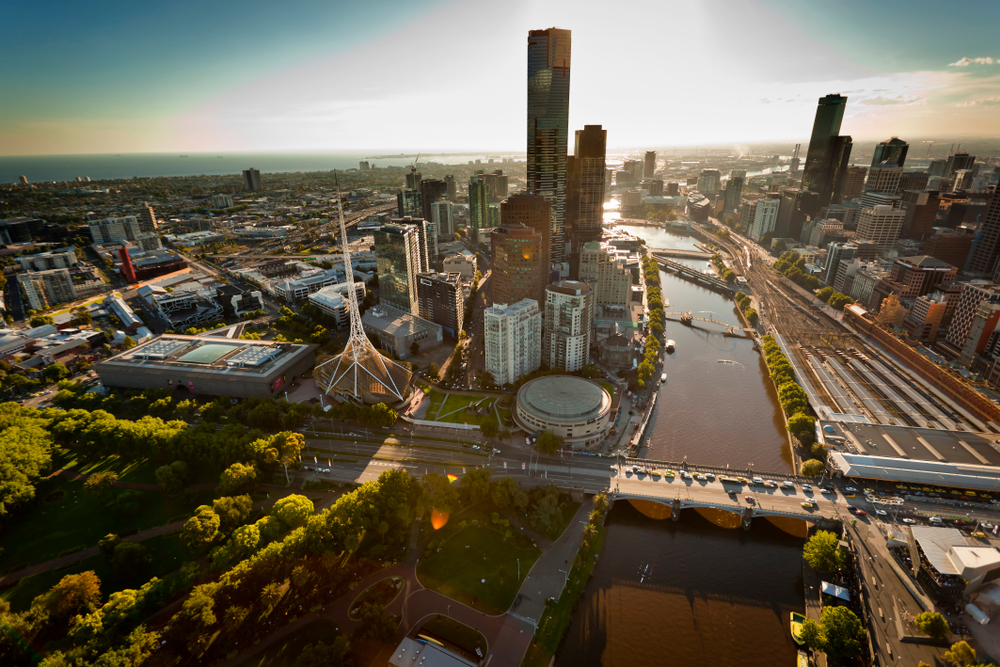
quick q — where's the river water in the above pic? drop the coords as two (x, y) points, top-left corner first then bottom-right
(553, 222), (803, 666)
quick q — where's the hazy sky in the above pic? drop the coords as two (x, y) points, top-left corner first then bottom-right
(4, 0), (999, 156)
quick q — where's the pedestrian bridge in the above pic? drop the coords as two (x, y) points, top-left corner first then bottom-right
(654, 257), (734, 294)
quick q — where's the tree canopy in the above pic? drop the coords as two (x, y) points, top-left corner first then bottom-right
(803, 530), (844, 572)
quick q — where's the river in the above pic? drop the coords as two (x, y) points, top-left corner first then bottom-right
(555, 502), (806, 667)
(553, 221), (803, 666)
(617, 224), (792, 473)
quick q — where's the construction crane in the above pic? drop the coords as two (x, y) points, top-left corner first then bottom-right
(923, 141), (934, 157)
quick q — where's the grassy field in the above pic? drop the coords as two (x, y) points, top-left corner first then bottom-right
(348, 576), (402, 619)
(417, 526), (541, 615)
(0, 532), (192, 611)
(236, 618), (340, 667)
(0, 473), (217, 573)
(598, 381), (616, 398)
(424, 388), (449, 418)
(436, 394), (497, 425)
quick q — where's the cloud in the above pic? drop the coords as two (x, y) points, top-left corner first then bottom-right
(958, 96), (1000, 106)
(859, 95), (925, 106)
(949, 57), (995, 67)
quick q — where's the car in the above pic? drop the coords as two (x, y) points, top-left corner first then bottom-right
(929, 517), (943, 524)
(610, 465), (618, 472)
(954, 519), (967, 526)
(705, 473), (716, 481)
(765, 480), (777, 488)
(801, 501), (815, 509)
(802, 484), (813, 492)
(820, 488), (833, 494)
(845, 486), (857, 492)
(875, 509), (888, 516)
(902, 518), (917, 524)
(983, 523), (995, 531)
(728, 489), (737, 496)
(744, 495), (755, 504)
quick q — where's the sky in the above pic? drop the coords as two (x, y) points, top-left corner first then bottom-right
(2, 0), (999, 156)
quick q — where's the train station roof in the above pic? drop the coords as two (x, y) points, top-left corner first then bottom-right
(829, 452), (1000, 491)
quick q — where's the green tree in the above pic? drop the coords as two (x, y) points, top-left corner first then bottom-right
(0, 419), (52, 516)
(297, 637), (351, 667)
(535, 430), (564, 455)
(419, 473), (460, 515)
(272, 494), (314, 529)
(788, 412), (816, 445)
(819, 606), (866, 662)
(112, 489), (144, 517)
(914, 611), (950, 640)
(478, 370), (496, 388)
(218, 462), (258, 495)
(122, 336), (137, 350)
(460, 468), (492, 504)
(799, 618), (824, 651)
(212, 494), (253, 532)
(828, 293), (853, 311)
(43, 363), (70, 382)
(945, 640), (981, 666)
(801, 459), (825, 476)
(268, 432), (304, 484)
(816, 286), (834, 303)
(84, 471), (119, 501)
(44, 571), (102, 622)
(112, 541), (152, 577)
(802, 530), (844, 572)
(182, 505), (221, 548)
(427, 362), (440, 380)
(155, 461), (188, 494)
(480, 416), (500, 439)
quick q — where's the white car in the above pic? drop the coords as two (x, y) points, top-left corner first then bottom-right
(820, 488), (833, 495)
(609, 465), (618, 472)
(902, 518), (916, 524)
(845, 486), (857, 493)
(802, 484), (813, 492)
(929, 517), (943, 524)
(875, 509), (888, 516)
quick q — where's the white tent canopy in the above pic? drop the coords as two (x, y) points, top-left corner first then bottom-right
(821, 581), (851, 601)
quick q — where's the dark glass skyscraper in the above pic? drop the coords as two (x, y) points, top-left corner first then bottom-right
(871, 137), (909, 168)
(565, 125), (607, 256)
(801, 94), (852, 209)
(527, 27), (571, 265)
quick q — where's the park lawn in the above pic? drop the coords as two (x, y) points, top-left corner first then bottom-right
(424, 388), (449, 416)
(537, 501), (582, 542)
(1, 532), (192, 612)
(436, 395), (497, 425)
(0, 476), (217, 573)
(236, 618), (341, 667)
(417, 526), (541, 615)
(58, 451), (218, 487)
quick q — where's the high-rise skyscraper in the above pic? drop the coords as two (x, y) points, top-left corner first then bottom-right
(137, 202), (157, 233)
(500, 194), (551, 272)
(19, 175), (28, 185)
(243, 168), (262, 191)
(89, 216), (142, 244)
(373, 221), (421, 314)
(801, 94), (852, 210)
(416, 271), (463, 338)
(397, 188), (422, 218)
(419, 179), (448, 220)
(527, 27), (571, 265)
(723, 170), (745, 215)
(565, 124), (607, 254)
(468, 176), (491, 239)
(431, 201), (455, 236)
(947, 152), (975, 178)
(544, 280), (593, 372)
(855, 205), (905, 252)
(969, 192), (1000, 277)
(900, 190), (941, 241)
(444, 175), (457, 202)
(643, 151), (656, 178)
(485, 299), (543, 385)
(405, 169), (422, 190)
(871, 137), (909, 169)
(491, 223), (546, 307)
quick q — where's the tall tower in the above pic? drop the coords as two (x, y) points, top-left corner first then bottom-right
(566, 124), (607, 253)
(801, 94), (851, 209)
(643, 151), (656, 178)
(527, 27), (571, 265)
(468, 176), (491, 240)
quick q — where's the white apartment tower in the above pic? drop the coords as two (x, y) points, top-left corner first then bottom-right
(484, 299), (543, 385)
(855, 205), (905, 252)
(89, 216), (142, 244)
(544, 280), (594, 372)
(578, 241), (632, 308)
(749, 199), (780, 242)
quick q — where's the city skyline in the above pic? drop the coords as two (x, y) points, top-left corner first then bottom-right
(3, 0), (1000, 156)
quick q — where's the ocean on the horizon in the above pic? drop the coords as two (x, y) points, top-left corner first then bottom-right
(0, 151), (511, 185)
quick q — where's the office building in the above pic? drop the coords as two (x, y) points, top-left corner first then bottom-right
(824, 242), (858, 286)
(135, 233), (162, 252)
(648, 179), (664, 196)
(481, 171), (509, 203)
(945, 282), (1000, 351)
(801, 94), (852, 209)
(243, 168), (262, 191)
(871, 137), (909, 170)
(527, 27), (572, 264)
(307, 282), (368, 328)
(444, 175), (457, 202)
(841, 166), (868, 201)
(96, 335), (315, 399)
(565, 124), (607, 251)
(776, 188), (815, 240)
(868, 256), (957, 312)
(723, 170), (745, 215)
(137, 203), (157, 232)
(431, 200), (455, 236)
(18, 247), (77, 272)
(967, 193), (1000, 277)
(899, 172), (930, 193)
(855, 205), (905, 252)
(900, 190), (941, 240)
(416, 272), (464, 338)
(904, 291), (957, 342)
(748, 198), (780, 242)
(864, 166), (904, 196)
(443, 251), (477, 280)
(405, 169), (421, 190)
(362, 304), (442, 360)
(397, 188), (422, 218)
(391, 216), (434, 272)
(89, 216), (142, 244)
(924, 230), (973, 270)
(643, 151), (656, 178)
(491, 223), (546, 307)
(373, 222), (421, 315)
(948, 152), (975, 178)
(18, 175), (27, 185)
(544, 280), (593, 372)
(697, 169), (721, 194)
(211, 194), (233, 210)
(500, 193), (551, 268)
(18, 269), (77, 310)
(578, 241), (632, 308)
(859, 191), (902, 210)
(808, 220), (843, 249)
(469, 175), (491, 239)
(484, 299), (543, 386)
(419, 179), (448, 220)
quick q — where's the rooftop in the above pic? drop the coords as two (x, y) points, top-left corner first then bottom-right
(518, 376), (610, 422)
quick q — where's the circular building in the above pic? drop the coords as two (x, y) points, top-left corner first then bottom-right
(515, 376), (612, 448)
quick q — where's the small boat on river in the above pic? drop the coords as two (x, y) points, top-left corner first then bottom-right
(660, 373), (667, 383)
(665, 339), (675, 352)
(790, 612), (806, 645)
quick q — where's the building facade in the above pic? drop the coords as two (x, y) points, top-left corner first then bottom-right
(491, 222), (546, 307)
(801, 94), (852, 210)
(89, 216), (141, 244)
(565, 124), (607, 252)
(544, 280), (593, 372)
(18, 269), (77, 310)
(578, 241), (632, 308)
(416, 272), (464, 338)
(484, 299), (542, 385)
(373, 222), (421, 315)
(749, 199), (780, 241)
(855, 205), (905, 252)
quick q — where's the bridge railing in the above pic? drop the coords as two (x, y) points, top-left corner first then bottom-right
(624, 456), (811, 484)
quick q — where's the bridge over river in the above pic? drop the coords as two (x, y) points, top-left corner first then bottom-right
(654, 257), (734, 294)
